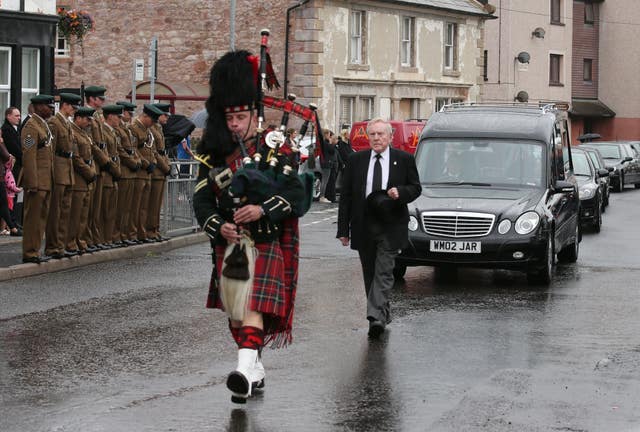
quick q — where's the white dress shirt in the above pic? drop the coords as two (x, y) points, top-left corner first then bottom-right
(366, 146), (390, 197)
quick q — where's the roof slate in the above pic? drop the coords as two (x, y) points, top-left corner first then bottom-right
(385, 0), (488, 16)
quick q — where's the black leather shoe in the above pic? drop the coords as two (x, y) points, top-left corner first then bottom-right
(368, 320), (385, 338)
(9, 228), (23, 237)
(50, 252), (65, 259)
(142, 238), (154, 243)
(39, 255), (51, 263)
(124, 239), (137, 246)
(159, 235), (170, 242)
(64, 250), (78, 258)
(23, 256), (42, 264)
(85, 246), (98, 253)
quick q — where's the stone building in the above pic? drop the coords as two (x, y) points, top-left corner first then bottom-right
(55, 0), (492, 132)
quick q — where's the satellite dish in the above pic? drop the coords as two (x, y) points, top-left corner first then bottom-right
(516, 52), (531, 64)
(531, 27), (546, 39)
(515, 91), (529, 103)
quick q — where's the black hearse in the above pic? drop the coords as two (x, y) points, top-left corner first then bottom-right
(395, 104), (580, 284)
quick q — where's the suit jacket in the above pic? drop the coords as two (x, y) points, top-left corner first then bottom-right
(48, 112), (75, 186)
(337, 147), (421, 250)
(1, 120), (21, 162)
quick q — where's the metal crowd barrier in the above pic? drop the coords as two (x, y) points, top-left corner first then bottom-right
(160, 160), (200, 236)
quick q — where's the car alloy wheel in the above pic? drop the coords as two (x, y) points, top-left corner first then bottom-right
(593, 199), (602, 233)
(558, 222), (579, 263)
(528, 234), (553, 285)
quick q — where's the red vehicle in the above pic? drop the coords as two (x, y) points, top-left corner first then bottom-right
(349, 119), (427, 154)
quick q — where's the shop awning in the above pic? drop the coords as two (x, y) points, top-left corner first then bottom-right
(570, 98), (616, 118)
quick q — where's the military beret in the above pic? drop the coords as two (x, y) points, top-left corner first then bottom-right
(143, 104), (163, 121)
(116, 101), (137, 112)
(84, 85), (107, 98)
(59, 92), (82, 107)
(75, 106), (96, 118)
(102, 104), (124, 116)
(153, 103), (171, 114)
(31, 94), (55, 106)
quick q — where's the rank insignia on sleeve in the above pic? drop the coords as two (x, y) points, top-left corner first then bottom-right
(24, 135), (35, 149)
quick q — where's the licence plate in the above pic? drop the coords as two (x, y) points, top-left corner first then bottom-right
(430, 240), (481, 253)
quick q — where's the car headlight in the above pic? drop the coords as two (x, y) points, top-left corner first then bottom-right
(408, 215), (419, 232)
(514, 211), (540, 235)
(579, 186), (596, 199)
(497, 219), (511, 234)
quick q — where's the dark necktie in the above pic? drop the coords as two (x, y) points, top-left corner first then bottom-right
(373, 153), (382, 192)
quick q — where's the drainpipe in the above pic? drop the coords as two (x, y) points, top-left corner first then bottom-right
(284, 0), (312, 98)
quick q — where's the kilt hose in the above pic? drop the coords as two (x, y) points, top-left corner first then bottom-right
(207, 217), (300, 348)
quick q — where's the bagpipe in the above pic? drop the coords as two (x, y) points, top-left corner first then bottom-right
(227, 29), (328, 218)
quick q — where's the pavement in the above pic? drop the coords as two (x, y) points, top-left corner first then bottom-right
(0, 232), (209, 282)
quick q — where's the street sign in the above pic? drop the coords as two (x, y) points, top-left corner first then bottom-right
(135, 59), (144, 81)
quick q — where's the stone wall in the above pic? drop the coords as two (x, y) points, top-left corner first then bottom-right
(55, 0), (293, 120)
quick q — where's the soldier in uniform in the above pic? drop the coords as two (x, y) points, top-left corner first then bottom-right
(147, 103), (172, 241)
(67, 107), (97, 255)
(100, 105), (123, 248)
(129, 104), (162, 243)
(21, 95), (55, 264)
(114, 101), (141, 246)
(45, 92), (81, 259)
(84, 85), (111, 250)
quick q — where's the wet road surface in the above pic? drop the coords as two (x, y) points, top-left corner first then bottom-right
(2, 193), (640, 431)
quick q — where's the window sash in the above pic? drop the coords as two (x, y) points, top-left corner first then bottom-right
(551, 0), (561, 23)
(584, 3), (594, 24)
(0, 47), (10, 87)
(56, 31), (70, 57)
(340, 96), (355, 126)
(550, 54), (561, 84)
(401, 17), (413, 66)
(583, 59), (593, 81)
(360, 97), (373, 120)
(444, 23), (456, 69)
(22, 47), (40, 111)
(350, 11), (363, 64)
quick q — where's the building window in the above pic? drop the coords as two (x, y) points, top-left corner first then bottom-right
(483, 50), (488, 81)
(340, 96), (355, 127)
(444, 23), (458, 71)
(550, 0), (562, 24)
(0, 47), (12, 113)
(360, 97), (374, 120)
(584, 2), (594, 24)
(56, 30), (70, 57)
(401, 16), (415, 67)
(435, 97), (464, 113)
(21, 47), (40, 111)
(583, 58), (593, 82)
(350, 10), (366, 64)
(549, 54), (562, 85)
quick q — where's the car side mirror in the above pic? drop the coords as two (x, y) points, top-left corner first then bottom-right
(624, 156), (633, 162)
(597, 168), (609, 178)
(607, 166), (614, 172)
(552, 180), (575, 194)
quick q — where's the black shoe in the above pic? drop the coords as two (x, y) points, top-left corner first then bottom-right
(142, 238), (154, 243)
(22, 256), (42, 264)
(159, 235), (170, 242)
(9, 228), (23, 237)
(124, 239), (137, 246)
(368, 320), (385, 338)
(64, 250), (78, 258)
(50, 252), (65, 259)
(85, 246), (98, 253)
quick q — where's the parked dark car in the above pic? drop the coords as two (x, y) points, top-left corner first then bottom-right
(581, 142), (640, 192)
(572, 148), (608, 232)
(581, 146), (611, 209)
(395, 103), (581, 285)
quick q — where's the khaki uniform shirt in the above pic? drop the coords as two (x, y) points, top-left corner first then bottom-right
(115, 122), (141, 179)
(70, 122), (96, 192)
(150, 123), (171, 179)
(48, 111), (75, 186)
(130, 118), (156, 180)
(89, 111), (110, 176)
(102, 123), (122, 187)
(21, 114), (53, 191)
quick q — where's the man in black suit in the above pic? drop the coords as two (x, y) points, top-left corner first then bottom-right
(2, 107), (22, 180)
(337, 118), (421, 338)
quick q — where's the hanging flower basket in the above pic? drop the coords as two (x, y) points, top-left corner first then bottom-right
(57, 7), (95, 55)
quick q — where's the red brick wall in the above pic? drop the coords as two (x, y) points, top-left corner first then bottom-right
(572, 1), (599, 99)
(55, 0), (294, 120)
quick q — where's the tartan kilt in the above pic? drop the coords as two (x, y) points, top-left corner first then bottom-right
(206, 217), (299, 347)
